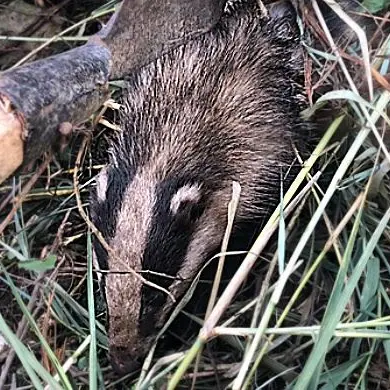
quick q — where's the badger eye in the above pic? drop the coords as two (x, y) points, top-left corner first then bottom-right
(175, 199), (205, 224)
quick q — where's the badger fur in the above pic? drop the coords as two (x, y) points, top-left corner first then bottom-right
(91, 0), (318, 374)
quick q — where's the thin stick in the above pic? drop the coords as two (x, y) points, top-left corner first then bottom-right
(205, 182), (241, 318)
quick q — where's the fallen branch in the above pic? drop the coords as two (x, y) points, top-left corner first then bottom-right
(0, 43), (111, 181)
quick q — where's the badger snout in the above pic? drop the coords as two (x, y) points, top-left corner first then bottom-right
(109, 345), (144, 375)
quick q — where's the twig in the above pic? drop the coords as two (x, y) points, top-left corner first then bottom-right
(0, 189), (15, 213)
(205, 182), (241, 318)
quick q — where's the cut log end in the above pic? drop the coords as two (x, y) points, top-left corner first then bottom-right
(0, 95), (25, 184)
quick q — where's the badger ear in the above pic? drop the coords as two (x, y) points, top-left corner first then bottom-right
(170, 183), (204, 220)
(268, 0), (298, 39)
(268, 0), (296, 21)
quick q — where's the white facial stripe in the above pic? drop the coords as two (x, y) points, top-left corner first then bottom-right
(170, 183), (202, 214)
(96, 167), (108, 203)
(112, 171), (156, 270)
(92, 249), (102, 284)
(106, 170), (157, 349)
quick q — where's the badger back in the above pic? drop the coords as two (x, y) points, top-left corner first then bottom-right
(91, 1), (310, 374)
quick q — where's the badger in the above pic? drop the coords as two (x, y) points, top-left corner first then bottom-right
(90, 0), (339, 374)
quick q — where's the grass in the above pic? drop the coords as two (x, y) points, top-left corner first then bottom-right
(1, 0), (390, 389)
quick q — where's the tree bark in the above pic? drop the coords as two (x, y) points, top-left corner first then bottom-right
(0, 43), (111, 181)
(0, 0), (225, 183)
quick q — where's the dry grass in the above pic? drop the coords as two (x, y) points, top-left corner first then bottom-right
(1, 0), (390, 389)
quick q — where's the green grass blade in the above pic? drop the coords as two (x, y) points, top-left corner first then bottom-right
(87, 231), (98, 390)
(0, 263), (73, 389)
(318, 355), (366, 390)
(294, 205), (390, 389)
(0, 313), (62, 390)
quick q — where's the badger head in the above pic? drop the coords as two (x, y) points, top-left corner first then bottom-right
(90, 0), (305, 375)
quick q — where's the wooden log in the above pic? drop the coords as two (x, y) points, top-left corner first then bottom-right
(0, 43), (111, 178)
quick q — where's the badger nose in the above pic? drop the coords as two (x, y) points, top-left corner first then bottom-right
(109, 347), (142, 375)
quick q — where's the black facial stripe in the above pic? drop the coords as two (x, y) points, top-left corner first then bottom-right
(138, 177), (208, 335)
(143, 177), (203, 279)
(90, 162), (136, 279)
(90, 99), (156, 275)
(137, 147), (237, 333)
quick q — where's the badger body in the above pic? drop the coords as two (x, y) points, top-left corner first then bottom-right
(91, 0), (311, 373)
